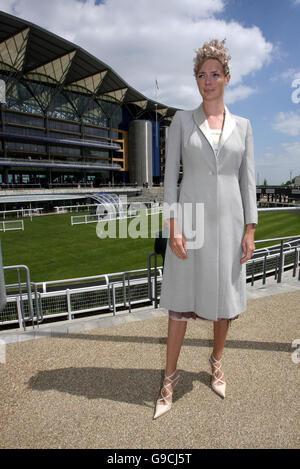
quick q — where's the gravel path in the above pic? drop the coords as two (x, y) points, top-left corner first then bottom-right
(0, 290), (299, 449)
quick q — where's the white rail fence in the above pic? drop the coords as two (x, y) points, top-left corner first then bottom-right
(0, 220), (24, 232)
(71, 204), (162, 225)
(1, 237), (299, 329)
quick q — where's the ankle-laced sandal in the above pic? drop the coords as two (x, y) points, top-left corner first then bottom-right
(209, 354), (226, 398)
(153, 370), (180, 420)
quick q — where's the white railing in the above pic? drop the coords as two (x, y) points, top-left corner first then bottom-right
(1, 236), (299, 328)
(0, 208), (43, 219)
(54, 204), (99, 214)
(71, 205), (162, 225)
(0, 267), (158, 327)
(258, 207), (300, 212)
(0, 220), (24, 232)
(69, 204), (300, 224)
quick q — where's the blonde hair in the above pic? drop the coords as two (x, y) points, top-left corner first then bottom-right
(193, 39), (231, 77)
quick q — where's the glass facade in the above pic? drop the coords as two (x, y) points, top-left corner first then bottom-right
(0, 105), (127, 186)
(0, 11), (176, 191)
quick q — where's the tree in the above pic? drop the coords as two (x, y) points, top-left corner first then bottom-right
(284, 178), (295, 186)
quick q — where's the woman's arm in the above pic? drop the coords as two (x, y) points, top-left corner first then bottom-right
(239, 121), (258, 264)
(239, 119), (258, 226)
(162, 111), (182, 225)
(240, 223), (255, 264)
(162, 111), (187, 259)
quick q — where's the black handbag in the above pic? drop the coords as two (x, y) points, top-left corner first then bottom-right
(154, 230), (168, 265)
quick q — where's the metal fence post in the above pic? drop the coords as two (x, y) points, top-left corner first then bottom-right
(262, 253), (267, 285)
(251, 260), (255, 286)
(127, 272), (131, 314)
(0, 240), (6, 312)
(16, 296), (23, 329)
(107, 282), (112, 312)
(293, 247), (298, 278)
(33, 283), (43, 324)
(147, 252), (159, 308)
(122, 272), (126, 310)
(147, 254), (153, 303)
(154, 253), (158, 308)
(277, 240), (284, 283)
(66, 289), (72, 320)
(112, 283), (116, 315)
(122, 272), (131, 313)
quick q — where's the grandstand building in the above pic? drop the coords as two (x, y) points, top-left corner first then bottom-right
(0, 11), (177, 199)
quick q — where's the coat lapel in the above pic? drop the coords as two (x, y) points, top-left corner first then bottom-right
(218, 104), (236, 154)
(192, 102), (236, 159)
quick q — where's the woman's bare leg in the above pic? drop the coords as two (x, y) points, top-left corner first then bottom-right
(165, 317), (187, 375)
(158, 316), (187, 404)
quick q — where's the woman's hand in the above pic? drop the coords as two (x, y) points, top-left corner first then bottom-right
(240, 224), (255, 264)
(169, 218), (188, 259)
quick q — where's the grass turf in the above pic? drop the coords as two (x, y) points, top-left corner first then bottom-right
(0, 211), (299, 284)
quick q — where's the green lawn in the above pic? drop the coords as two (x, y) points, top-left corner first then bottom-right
(0, 212), (159, 284)
(0, 211), (299, 284)
(254, 211), (300, 249)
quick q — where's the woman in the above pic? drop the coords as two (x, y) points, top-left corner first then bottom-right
(154, 39), (258, 420)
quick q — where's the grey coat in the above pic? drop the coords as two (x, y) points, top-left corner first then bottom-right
(159, 102), (258, 321)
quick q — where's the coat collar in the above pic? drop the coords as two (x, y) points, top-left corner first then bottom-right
(192, 102), (236, 156)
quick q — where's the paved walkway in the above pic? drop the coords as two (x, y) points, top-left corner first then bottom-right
(0, 272), (299, 449)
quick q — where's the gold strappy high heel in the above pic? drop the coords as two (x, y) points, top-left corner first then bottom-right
(153, 370), (180, 420)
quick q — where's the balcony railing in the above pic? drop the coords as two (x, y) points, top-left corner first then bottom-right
(0, 158), (122, 171)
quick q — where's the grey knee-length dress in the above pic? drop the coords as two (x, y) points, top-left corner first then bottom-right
(159, 103), (258, 322)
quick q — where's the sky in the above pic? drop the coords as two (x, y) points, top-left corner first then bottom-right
(0, 0), (300, 185)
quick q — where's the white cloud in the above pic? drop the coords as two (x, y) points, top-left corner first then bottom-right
(0, 0), (273, 109)
(225, 84), (258, 104)
(271, 68), (300, 83)
(255, 142), (300, 184)
(281, 141), (300, 161)
(273, 111), (300, 136)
